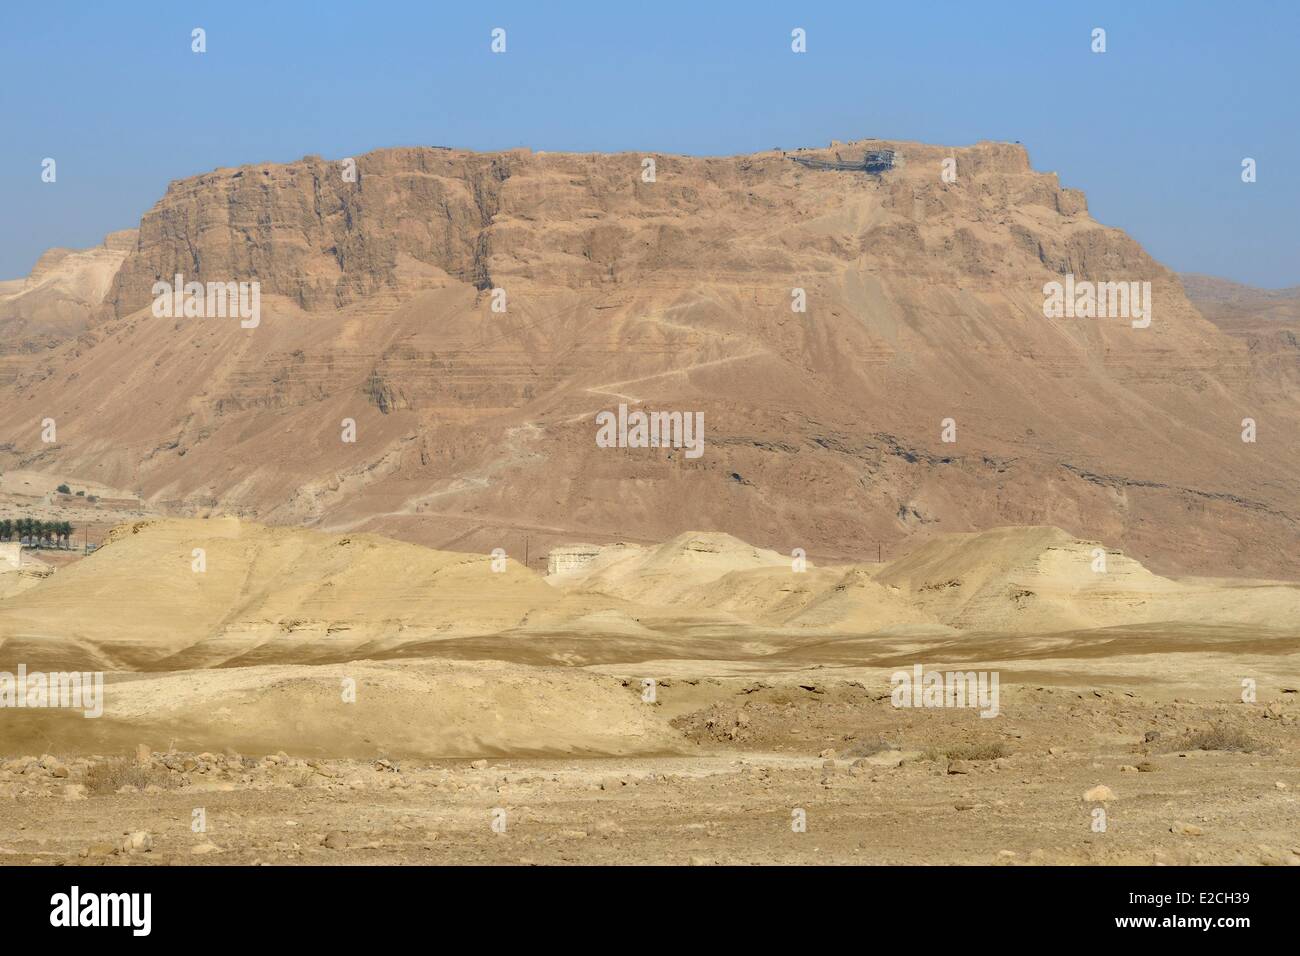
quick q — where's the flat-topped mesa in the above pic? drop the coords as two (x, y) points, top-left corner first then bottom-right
(107, 138), (1115, 319)
(7, 138), (1292, 581)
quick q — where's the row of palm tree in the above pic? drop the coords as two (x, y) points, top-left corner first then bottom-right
(0, 518), (75, 549)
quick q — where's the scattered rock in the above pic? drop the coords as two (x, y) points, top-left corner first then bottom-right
(120, 831), (153, 853)
(861, 749), (915, 769)
(320, 831), (350, 850)
(1084, 785), (1115, 802)
(1256, 846), (1299, 866)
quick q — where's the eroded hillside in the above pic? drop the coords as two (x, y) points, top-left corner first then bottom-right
(1, 141), (1295, 577)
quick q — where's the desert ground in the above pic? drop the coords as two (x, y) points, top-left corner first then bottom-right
(0, 518), (1296, 866)
(1, 138), (1296, 867)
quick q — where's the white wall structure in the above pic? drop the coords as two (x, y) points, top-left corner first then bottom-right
(546, 545), (601, 577)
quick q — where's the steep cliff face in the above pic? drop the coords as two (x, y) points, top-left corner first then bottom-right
(108, 141), (1112, 309)
(3, 140), (1295, 577)
(108, 149), (513, 314)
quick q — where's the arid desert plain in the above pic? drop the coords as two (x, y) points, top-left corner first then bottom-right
(1, 136), (1297, 866)
(0, 519), (1296, 865)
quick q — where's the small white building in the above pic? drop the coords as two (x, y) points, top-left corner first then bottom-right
(546, 544), (602, 577)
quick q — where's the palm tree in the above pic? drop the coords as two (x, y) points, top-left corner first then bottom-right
(16, 517), (31, 546)
(59, 520), (73, 549)
(0, 519), (10, 542)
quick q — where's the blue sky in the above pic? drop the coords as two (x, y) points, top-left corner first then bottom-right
(1, 0), (1296, 285)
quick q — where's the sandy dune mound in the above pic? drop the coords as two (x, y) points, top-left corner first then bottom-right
(551, 532), (791, 607)
(642, 564), (943, 633)
(781, 567), (947, 632)
(875, 526), (1300, 633)
(0, 564), (52, 600)
(0, 517), (571, 670)
(671, 565), (846, 623)
(540, 533), (930, 633)
(0, 520), (1294, 674)
(1, 658), (680, 758)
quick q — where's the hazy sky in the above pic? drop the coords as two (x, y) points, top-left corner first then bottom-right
(1, 0), (1296, 285)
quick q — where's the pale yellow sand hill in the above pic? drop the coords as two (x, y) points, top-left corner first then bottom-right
(875, 526), (1300, 633)
(548, 532), (792, 606)
(1, 520), (1295, 674)
(0, 517), (570, 670)
(0, 658), (681, 758)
